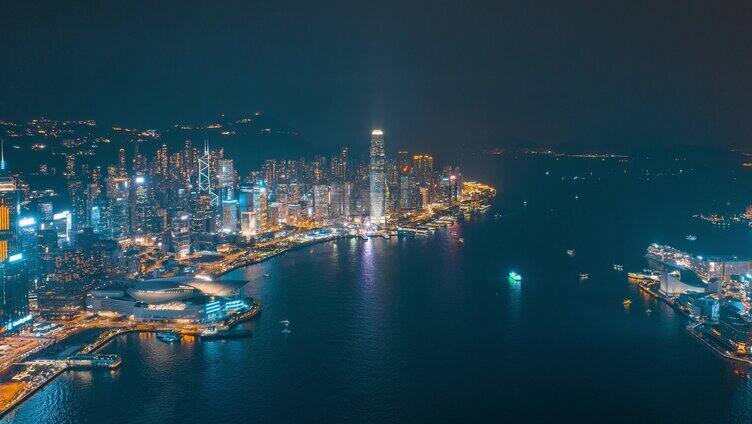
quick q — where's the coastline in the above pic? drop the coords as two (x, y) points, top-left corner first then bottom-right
(632, 277), (752, 366)
(213, 234), (356, 278)
(0, 234), (354, 418)
(0, 302), (262, 418)
(2, 197), (494, 418)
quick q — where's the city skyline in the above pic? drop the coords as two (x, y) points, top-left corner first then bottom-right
(4, 2), (752, 423)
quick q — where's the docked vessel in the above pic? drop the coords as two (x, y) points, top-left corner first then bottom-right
(200, 327), (253, 340)
(613, 264), (624, 271)
(156, 331), (181, 343)
(627, 271), (660, 282)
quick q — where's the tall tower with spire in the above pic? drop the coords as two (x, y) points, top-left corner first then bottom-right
(198, 140), (218, 206)
(369, 129), (386, 224)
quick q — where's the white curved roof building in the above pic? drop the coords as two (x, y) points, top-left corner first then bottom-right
(128, 276), (247, 303)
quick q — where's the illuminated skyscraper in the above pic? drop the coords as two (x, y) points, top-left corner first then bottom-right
(369, 129), (385, 224)
(221, 199), (239, 233)
(412, 154), (434, 186)
(263, 160), (277, 189)
(252, 181), (268, 231)
(240, 211), (257, 239)
(170, 213), (191, 259)
(313, 185), (330, 221)
(198, 141), (219, 206)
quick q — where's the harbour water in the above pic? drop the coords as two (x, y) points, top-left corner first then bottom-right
(5, 152), (752, 422)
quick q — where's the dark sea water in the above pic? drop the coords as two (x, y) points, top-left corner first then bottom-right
(5, 152), (752, 423)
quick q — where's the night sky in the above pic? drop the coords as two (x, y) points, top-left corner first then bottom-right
(2, 1), (751, 152)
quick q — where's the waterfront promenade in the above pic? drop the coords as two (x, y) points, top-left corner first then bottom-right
(0, 301), (261, 418)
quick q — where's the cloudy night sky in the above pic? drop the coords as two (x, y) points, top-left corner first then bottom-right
(2, 1), (751, 152)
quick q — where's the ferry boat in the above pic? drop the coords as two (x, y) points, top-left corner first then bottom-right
(579, 273), (589, 281)
(566, 249), (575, 257)
(156, 331), (181, 343)
(623, 298), (632, 307)
(685, 235), (697, 241)
(613, 264), (624, 272)
(508, 271), (522, 283)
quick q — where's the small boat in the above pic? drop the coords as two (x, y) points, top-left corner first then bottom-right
(613, 264), (624, 271)
(156, 331), (181, 343)
(579, 273), (589, 281)
(734, 369), (750, 378)
(263, 273), (270, 277)
(566, 249), (575, 257)
(623, 299), (632, 307)
(279, 320), (290, 326)
(508, 272), (522, 283)
(686, 235), (697, 241)
(645, 308), (652, 315)
(458, 238), (464, 243)
(281, 328), (292, 335)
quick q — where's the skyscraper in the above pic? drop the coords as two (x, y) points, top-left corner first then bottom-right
(369, 129), (385, 224)
(198, 141), (219, 206)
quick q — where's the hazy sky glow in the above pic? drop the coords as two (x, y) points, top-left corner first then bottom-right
(2, 1), (751, 151)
